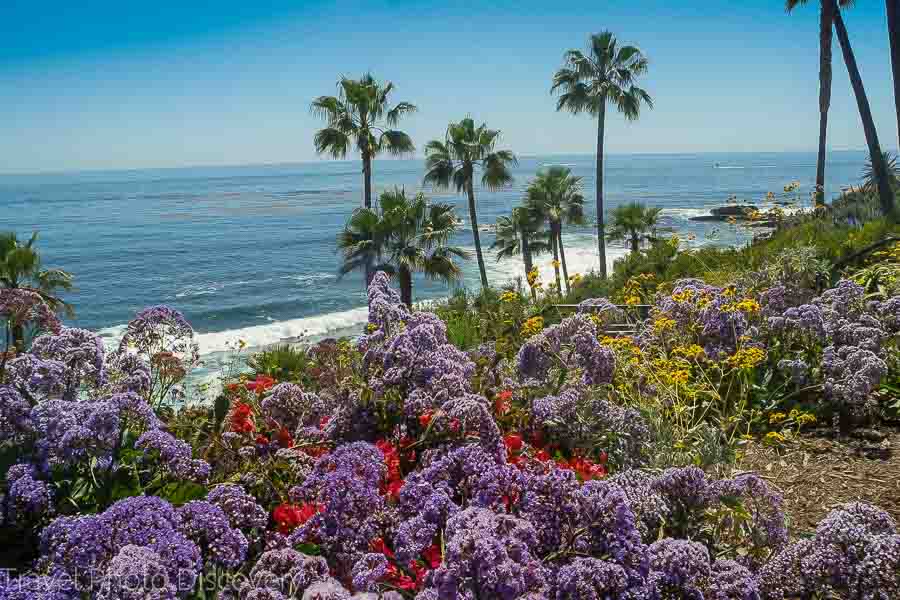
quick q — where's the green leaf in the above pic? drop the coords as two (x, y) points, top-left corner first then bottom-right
(158, 481), (208, 506)
(214, 393), (231, 430)
(294, 542), (322, 556)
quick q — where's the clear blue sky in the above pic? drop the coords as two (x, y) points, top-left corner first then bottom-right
(1, 0), (897, 174)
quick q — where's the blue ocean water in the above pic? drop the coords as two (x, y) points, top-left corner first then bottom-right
(0, 151), (869, 356)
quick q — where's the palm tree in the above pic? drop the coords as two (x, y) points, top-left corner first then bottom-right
(0, 232), (73, 349)
(606, 202), (663, 253)
(552, 32), (653, 278)
(490, 207), (551, 299)
(888, 0), (900, 152)
(424, 118), (517, 290)
(312, 74), (417, 283)
(337, 189), (469, 307)
(786, 0), (854, 205)
(831, 2), (896, 220)
(525, 167), (587, 294)
(862, 151), (900, 192)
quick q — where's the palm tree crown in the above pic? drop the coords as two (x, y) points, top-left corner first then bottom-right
(337, 189), (469, 307)
(606, 202), (663, 253)
(423, 118), (517, 289)
(552, 31), (653, 278)
(311, 74), (417, 209)
(1, 231), (74, 350)
(525, 167), (586, 294)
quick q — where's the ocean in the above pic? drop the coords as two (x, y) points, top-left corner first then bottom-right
(0, 151), (870, 365)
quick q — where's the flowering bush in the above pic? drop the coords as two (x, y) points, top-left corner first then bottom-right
(0, 272), (898, 599)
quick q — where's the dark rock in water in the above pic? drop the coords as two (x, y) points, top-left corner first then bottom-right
(690, 204), (759, 222)
(710, 205), (756, 217)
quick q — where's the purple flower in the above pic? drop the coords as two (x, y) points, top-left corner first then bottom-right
(555, 557), (630, 599)
(647, 538), (710, 598)
(0, 574), (78, 600)
(708, 559), (761, 600)
(5, 466), (52, 524)
(135, 429), (210, 483)
(351, 553), (388, 592)
(0, 385), (32, 443)
(712, 473), (788, 563)
(96, 545), (179, 600)
(30, 327), (107, 399)
(262, 383), (329, 432)
(0, 288), (61, 337)
(853, 534), (900, 600)
(207, 484), (268, 530)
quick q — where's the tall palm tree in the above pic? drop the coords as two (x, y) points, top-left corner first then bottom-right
(337, 189), (469, 307)
(525, 167), (587, 294)
(312, 74), (417, 283)
(606, 202), (663, 253)
(831, 2), (897, 221)
(424, 118), (517, 291)
(552, 32), (653, 278)
(490, 207), (551, 299)
(785, 0), (854, 205)
(888, 0), (900, 152)
(0, 232), (73, 349)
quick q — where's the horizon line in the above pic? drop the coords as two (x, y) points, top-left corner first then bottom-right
(0, 148), (882, 179)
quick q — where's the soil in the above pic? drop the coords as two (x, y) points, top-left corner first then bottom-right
(733, 428), (900, 537)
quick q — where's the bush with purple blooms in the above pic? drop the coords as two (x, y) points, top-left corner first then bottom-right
(1, 265), (899, 600)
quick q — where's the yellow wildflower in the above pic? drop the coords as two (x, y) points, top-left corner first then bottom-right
(764, 431), (786, 445)
(499, 291), (519, 303)
(521, 316), (544, 338)
(552, 260), (561, 269)
(725, 347), (766, 370)
(768, 412), (787, 424)
(796, 413), (817, 426)
(670, 369), (690, 385)
(653, 317), (677, 333)
(672, 345), (704, 360)
(734, 298), (760, 313)
(671, 290), (694, 303)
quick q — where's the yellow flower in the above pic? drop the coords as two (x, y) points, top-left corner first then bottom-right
(521, 316), (544, 338)
(764, 431), (786, 445)
(724, 347), (766, 370)
(740, 433), (755, 441)
(499, 291), (519, 303)
(568, 273), (583, 285)
(672, 345), (704, 360)
(722, 286), (736, 298)
(768, 412), (787, 424)
(526, 268), (541, 288)
(653, 317), (677, 333)
(670, 369), (690, 385)
(796, 413), (817, 426)
(552, 260), (561, 269)
(734, 298), (761, 313)
(671, 290), (694, 303)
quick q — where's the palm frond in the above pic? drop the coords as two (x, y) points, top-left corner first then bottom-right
(313, 128), (351, 159)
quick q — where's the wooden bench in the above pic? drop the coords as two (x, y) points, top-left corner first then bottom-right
(551, 303), (651, 336)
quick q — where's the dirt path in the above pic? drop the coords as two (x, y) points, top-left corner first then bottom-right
(733, 430), (900, 536)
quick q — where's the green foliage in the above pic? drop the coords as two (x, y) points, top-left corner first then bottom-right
(606, 202), (663, 252)
(247, 343), (314, 382)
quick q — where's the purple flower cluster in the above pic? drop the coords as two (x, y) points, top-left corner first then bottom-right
(0, 288), (61, 337)
(222, 547), (331, 599)
(206, 484), (268, 530)
(0, 384), (32, 443)
(177, 500), (249, 568)
(287, 442), (388, 575)
(822, 344), (887, 417)
(135, 429), (211, 483)
(118, 305), (199, 363)
(102, 349), (152, 397)
(532, 386), (649, 468)
(39, 496), (203, 594)
(30, 327), (107, 400)
(517, 315), (616, 386)
(767, 304), (826, 340)
(96, 544), (180, 600)
(4, 464), (53, 525)
(262, 383), (330, 432)
(4, 354), (68, 401)
(759, 503), (898, 599)
(0, 574), (78, 600)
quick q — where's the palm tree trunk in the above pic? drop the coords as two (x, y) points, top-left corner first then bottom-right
(888, 0), (900, 151)
(398, 266), (413, 308)
(11, 323), (25, 353)
(558, 230), (571, 295)
(833, 4), (896, 221)
(521, 232), (536, 301)
(596, 103), (608, 278)
(816, 0), (835, 206)
(630, 233), (639, 254)
(362, 152), (374, 286)
(551, 229), (562, 293)
(466, 180), (490, 289)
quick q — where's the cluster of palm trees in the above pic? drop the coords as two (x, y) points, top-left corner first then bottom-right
(320, 9), (900, 306)
(316, 32), (654, 304)
(786, 0), (900, 219)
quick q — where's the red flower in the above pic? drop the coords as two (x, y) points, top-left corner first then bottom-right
(246, 375), (276, 393)
(530, 430), (546, 448)
(370, 537), (396, 560)
(535, 449), (551, 462)
(319, 415), (331, 429)
(255, 435), (270, 445)
(422, 543), (442, 569)
(276, 427), (294, 448)
(504, 433), (523, 453)
(449, 418), (461, 433)
(418, 411), (433, 427)
(494, 390), (513, 415)
(229, 403), (255, 433)
(385, 479), (404, 501)
(272, 502), (323, 534)
(410, 560), (428, 589)
(383, 564), (416, 591)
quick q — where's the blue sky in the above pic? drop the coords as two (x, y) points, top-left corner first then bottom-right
(1, 0), (897, 174)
